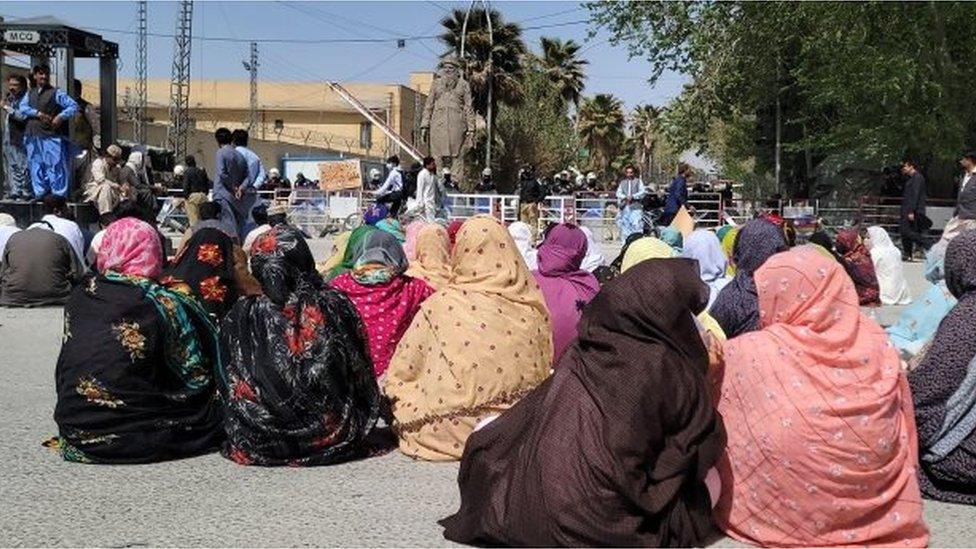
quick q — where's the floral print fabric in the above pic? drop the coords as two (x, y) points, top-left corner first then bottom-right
(163, 227), (250, 318)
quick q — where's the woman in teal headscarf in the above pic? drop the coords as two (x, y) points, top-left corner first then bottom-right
(659, 226), (683, 253)
(886, 238), (957, 358)
(325, 225), (376, 281)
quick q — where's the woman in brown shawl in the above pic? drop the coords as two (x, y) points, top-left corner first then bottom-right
(441, 258), (726, 546)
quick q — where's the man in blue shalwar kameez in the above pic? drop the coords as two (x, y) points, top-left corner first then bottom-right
(615, 165), (646, 242)
(16, 65), (78, 199)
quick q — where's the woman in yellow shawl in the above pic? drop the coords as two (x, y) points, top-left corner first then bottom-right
(622, 236), (727, 341)
(386, 216), (553, 461)
(405, 223), (452, 290)
(719, 226), (738, 276)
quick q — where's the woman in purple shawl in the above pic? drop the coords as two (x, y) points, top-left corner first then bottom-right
(709, 218), (788, 338)
(533, 224), (601, 365)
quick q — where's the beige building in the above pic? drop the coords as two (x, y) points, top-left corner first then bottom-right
(81, 73), (434, 162)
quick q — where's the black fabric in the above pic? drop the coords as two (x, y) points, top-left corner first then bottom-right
(182, 166), (211, 196)
(6, 91), (26, 146)
(163, 228), (240, 318)
(54, 274), (222, 463)
(441, 258), (725, 547)
(375, 191), (403, 217)
(218, 225), (387, 466)
(902, 172), (927, 216)
(518, 177), (546, 203)
(26, 86), (68, 138)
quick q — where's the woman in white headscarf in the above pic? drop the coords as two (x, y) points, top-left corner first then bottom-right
(579, 225), (605, 272)
(866, 225), (912, 305)
(507, 221), (538, 270)
(119, 151), (157, 222)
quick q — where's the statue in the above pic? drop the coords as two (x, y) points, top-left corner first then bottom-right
(421, 57), (476, 188)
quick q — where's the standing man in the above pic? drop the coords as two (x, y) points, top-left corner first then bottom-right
(16, 65), (79, 199)
(661, 163), (690, 226)
(951, 152), (976, 223)
(615, 165), (646, 242)
(407, 156), (438, 222)
(181, 155), (211, 227)
(375, 155), (404, 216)
(2, 74), (30, 200)
(900, 159), (929, 261)
(212, 127), (251, 239)
(518, 165), (546, 239)
(232, 129), (264, 230)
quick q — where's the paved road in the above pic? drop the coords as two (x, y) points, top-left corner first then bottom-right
(2, 243), (974, 546)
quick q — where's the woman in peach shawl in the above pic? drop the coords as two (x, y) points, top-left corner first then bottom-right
(405, 223), (452, 290)
(402, 220), (427, 261)
(712, 245), (928, 547)
(386, 216), (553, 461)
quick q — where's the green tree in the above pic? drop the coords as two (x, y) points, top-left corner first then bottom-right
(539, 37), (589, 108)
(577, 93), (626, 178)
(631, 104), (661, 179)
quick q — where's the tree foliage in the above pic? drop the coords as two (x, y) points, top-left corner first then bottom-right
(577, 93), (626, 178)
(539, 37), (589, 108)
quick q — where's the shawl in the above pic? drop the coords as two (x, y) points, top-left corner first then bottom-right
(715, 246), (929, 547)
(96, 218), (163, 279)
(594, 231), (644, 284)
(867, 226), (912, 305)
(532, 224), (601, 365)
(507, 221), (538, 270)
(908, 230), (976, 504)
(363, 203), (389, 226)
(403, 220), (426, 261)
(621, 236), (675, 272)
(385, 216), (553, 461)
(716, 224), (733, 242)
(375, 218), (405, 242)
(331, 231), (434, 378)
(325, 225), (375, 281)
(218, 226), (385, 466)
(720, 226), (739, 276)
(710, 219), (786, 338)
(808, 231), (840, 262)
(317, 230), (351, 276)
(405, 223), (452, 289)
(660, 226), (684, 252)
(163, 227), (254, 317)
(441, 259), (726, 547)
(579, 225), (605, 272)
(835, 229), (881, 306)
(446, 219), (464, 250)
(682, 229), (731, 310)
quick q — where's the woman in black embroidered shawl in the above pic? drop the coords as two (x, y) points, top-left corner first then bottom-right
(218, 225), (386, 466)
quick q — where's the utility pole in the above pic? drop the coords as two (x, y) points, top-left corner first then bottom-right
(134, 0), (148, 143)
(243, 42), (258, 133)
(167, 0), (193, 160)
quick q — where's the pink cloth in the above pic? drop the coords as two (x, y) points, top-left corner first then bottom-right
(403, 220), (427, 261)
(714, 246), (929, 547)
(330, 273), (434, 377)
(96, 217), (164, 279)
(532, 224), (601, 365)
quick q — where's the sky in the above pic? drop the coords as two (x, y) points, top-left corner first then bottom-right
(0, 1), (688, 110)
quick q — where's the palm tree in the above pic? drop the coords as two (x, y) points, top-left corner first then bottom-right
(539, 37), (588, 109)
(439, 8), (527, 118)
(577, 93), (626, 176)
(631, 104), (661, 179)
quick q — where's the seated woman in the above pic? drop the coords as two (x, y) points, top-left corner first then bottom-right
(532, 224), (601, 364)
(835, 228), (882, 306)
(887, 240), (956, 357)
(324, 225), (375, 281)
(405, 223), (452, 289)
(219, 226), (385, 466)
(52, 218), (222, 463)
(441, 259), (726, 547)
(579, 226), (605, 272)
(402, 219), (427, 261)
(866, 226), (912, 305)
(719, 225), (739, 276)
(659, 225), (684, 253)
(507, 221), (538, 270)
(710, 219), (787, 338)
(681, 229), (731, 310)
(163, 227), (261, 318)
(385, 216), (553, 461)
(713, 246), (929, 547)
(330, 230), (434, 379)
(317, 230), (351, 276)
(909, 229), (976, 504)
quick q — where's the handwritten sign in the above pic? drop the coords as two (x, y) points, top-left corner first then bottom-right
(318, 159), (362, 192)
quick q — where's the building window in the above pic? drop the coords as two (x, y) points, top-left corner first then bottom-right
(360, 122), (372, 150)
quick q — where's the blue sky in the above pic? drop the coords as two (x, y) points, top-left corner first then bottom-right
(2, 1), (687, 109)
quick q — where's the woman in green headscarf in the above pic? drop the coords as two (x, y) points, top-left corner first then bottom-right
(720, 226), (739, 276)
(324, 225), (375, 281)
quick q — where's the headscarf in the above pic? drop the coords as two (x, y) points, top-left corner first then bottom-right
(807, 231), (839, 261)
(125, 151), (144, 173)
(375, 217), (405, 242)
(363, 203), (389, 226)
(507, 221), (538, 270)
(325, 225), (375, 281)
(720, 226), (739, 276)
(385, 216), (553, 461)
(403, 220), (427, 261)
(533, 224), (601, 364)
(96, 218), (164, 279)
(163, 227), (242, 317)
(317, 230), (351, 276)
(578, 225), (605, 272)
(405, 223), (452, 289)
(715, 246), (929, 547)
(352, 230), (408, 286)
(835, 228), (881, 306)
(447, 219), (464, 250)
(441, 258), (725, 547)
(594, 231), (644, 284)
(867, 226), (912, 305)
(709, 219), (787, 338)
(716, 224), (734, 243)
(620, 236), (675, 273)
(887, 236), (955, 357)
(681, 229), (730, 309)
(659, 226), (684, 252)
(219, 225), (385, 466)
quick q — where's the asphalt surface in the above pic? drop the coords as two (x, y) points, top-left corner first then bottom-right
(2, 240), (975, 547)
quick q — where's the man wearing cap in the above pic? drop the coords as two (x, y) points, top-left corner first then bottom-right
(83, 144), (123, 217)
(475, 167), (495, 193)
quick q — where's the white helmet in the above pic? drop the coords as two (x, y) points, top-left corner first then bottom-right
(173, 164), (186, 177)
(482, 167), (492, 177)
(268, 168), (280, 177)
(443, 167), (451, 176)
(369, 168), (381, 179)
(586, 172), (597, 181)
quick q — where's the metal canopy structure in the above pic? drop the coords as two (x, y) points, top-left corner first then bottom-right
(0, 15), (119, 146)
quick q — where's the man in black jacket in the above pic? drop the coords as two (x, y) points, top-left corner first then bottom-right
(181, 155), (212, 227)
(899, 159), (930, 261)
(518, 165), (547, 239)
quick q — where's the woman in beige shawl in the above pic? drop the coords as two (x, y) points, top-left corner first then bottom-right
(386, 216), (553, 461)
(405, 223), (452, 290)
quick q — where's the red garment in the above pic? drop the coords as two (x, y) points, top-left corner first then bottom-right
(447, 219), (464, 251)
(835, 229), (881, 306)
(330, 273), (434, 377)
